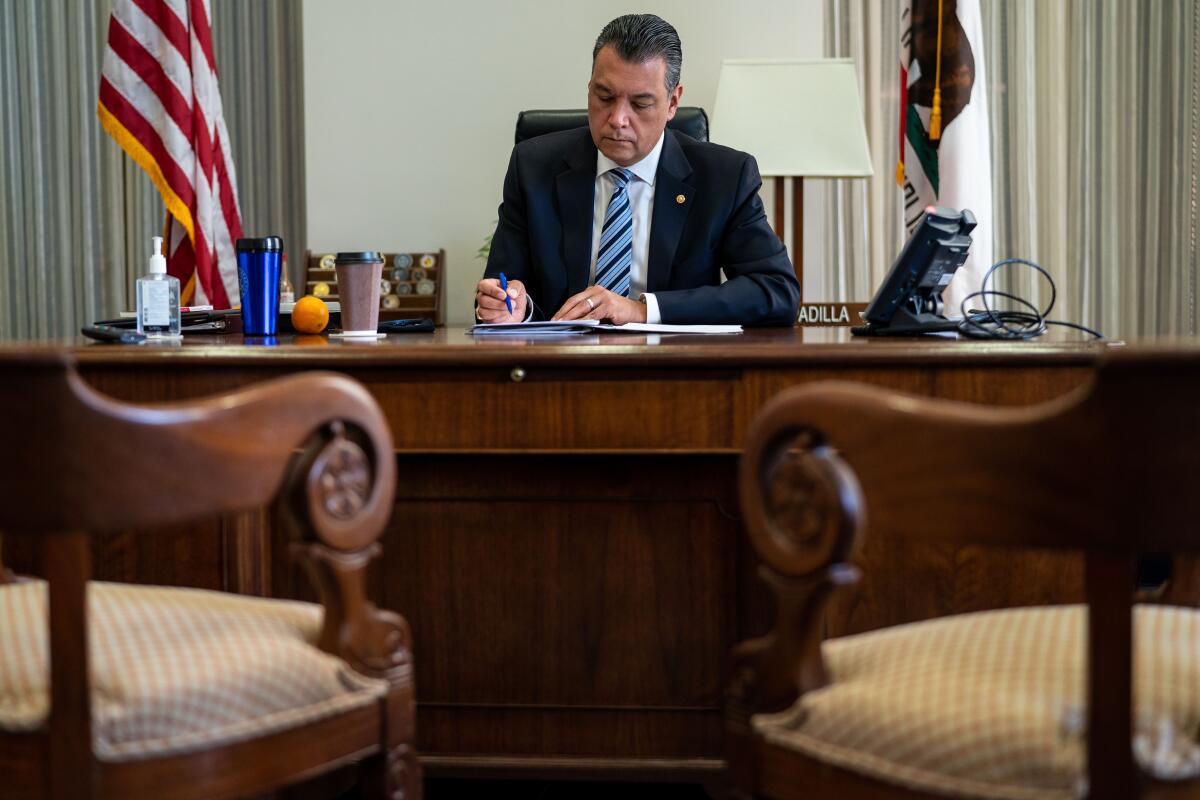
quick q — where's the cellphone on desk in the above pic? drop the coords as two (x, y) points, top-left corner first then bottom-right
(82, 325), (146, 344)
(379, 318), (435, 333)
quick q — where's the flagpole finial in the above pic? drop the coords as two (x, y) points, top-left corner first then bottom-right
(930, 87), (943, 140)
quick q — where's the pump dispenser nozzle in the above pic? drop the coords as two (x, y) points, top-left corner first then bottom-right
(149, 236), (167, 275)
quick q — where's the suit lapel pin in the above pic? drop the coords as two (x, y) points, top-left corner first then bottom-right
(675, 194), (686, 204)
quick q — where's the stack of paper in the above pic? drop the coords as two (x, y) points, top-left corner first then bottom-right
(468, 320), (742, 336)
(468, 320), (601, 336)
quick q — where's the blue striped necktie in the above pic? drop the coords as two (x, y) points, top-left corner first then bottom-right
(594, 167), (634, 297)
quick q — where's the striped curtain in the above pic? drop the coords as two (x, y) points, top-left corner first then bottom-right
(819, 2), (904, 310)
(0, 0), (305, 342)
(823, 0), (1200, 339)
(0, 2), (136, 341)
(986, 0), (1200, 338)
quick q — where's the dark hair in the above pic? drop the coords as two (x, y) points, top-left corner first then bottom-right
(592, 14), (682, 94)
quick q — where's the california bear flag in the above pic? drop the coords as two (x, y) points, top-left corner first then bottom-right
(898, 0), (992, 314)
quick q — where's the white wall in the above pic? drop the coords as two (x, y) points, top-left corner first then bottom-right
(303, 0), (824, 325)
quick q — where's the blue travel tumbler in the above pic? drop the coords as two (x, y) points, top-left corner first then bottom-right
(235, 237), (283, 335)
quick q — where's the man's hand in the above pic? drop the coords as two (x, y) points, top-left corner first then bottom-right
(552, 288), (647, 324)
(475, 277), (527, 322)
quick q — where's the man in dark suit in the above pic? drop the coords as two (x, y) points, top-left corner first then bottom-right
(476, 14), (800, 326)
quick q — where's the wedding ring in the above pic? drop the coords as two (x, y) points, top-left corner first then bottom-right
(585, 297), (595, 310)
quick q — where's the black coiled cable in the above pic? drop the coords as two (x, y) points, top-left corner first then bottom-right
(955, 258), (1104, 340)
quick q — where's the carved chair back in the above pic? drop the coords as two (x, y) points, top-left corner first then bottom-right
(0, 348), (419, 800)
(732, 347), (1200, 799)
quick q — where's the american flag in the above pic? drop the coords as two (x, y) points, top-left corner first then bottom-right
(97, 0), (243, 308)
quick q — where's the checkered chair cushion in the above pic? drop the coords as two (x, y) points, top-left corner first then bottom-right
(0, 580), (386, 761)
(754, 605), (1200, 800)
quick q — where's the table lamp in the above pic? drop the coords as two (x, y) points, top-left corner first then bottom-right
(711, 59), (874, 325)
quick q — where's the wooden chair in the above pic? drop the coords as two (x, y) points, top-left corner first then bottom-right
(728, 348), (1200, 800)
(0, 349), (421, 800)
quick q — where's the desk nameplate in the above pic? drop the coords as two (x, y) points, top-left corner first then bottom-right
(797, 301), (869, 327)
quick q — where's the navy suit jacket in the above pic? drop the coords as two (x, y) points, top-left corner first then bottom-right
(484, 127), (800, 325)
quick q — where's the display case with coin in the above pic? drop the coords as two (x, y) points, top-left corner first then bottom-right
(303, 249), (445, 325)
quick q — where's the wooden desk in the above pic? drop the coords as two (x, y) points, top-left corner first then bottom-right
(41, 328), (1104, 782)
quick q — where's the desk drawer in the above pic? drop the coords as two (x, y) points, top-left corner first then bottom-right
(361, 367), (740, 451)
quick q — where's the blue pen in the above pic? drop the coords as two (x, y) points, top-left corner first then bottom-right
(499, 272), (514, 315)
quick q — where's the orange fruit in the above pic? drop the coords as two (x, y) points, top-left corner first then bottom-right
(292, 295), (329, 334)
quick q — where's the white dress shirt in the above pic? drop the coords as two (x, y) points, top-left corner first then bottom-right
(590, 132), (664, 324)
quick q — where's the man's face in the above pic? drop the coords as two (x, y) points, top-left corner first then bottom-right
(588, 44), (682, 167)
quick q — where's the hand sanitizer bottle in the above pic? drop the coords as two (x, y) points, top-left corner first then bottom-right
(136, 235), (181, 338)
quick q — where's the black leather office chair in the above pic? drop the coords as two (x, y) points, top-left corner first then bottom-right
(514, 107), (708, 144)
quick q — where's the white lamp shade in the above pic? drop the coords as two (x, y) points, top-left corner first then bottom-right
(710, 59), (874, 178)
